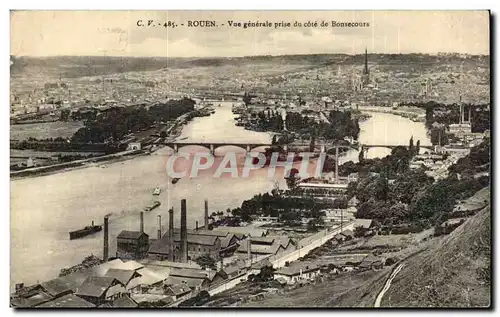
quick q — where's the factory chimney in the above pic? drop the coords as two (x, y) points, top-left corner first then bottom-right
(103, 215), (109, 262)
(195, 221), (199, 231)
(204, 199), (209, 230)
(168, 208), (174, 262)
(247, 235), (252, 266)
(140, 212), (144, 233)
(157, 215), (162, 240)
(180, 200), (188, 263)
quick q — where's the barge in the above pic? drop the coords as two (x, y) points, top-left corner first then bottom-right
(69, 221), (102, 240)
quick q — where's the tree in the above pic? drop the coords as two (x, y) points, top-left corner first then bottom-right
(60, 109), (70, 121)
(258, 265), (275, 282)
(358, 147), (365, 162)
(415, 140), (421, 155)
(353, 226), (367, 238)
(409, 136), (415, 157)
(307, 219), (322, 232)
(243, 92), (252, 107)
(309, 136), (316, 152)
(272, 135), (278, 145)
(194, 254), (217, 270)
(285, 168), (300, 190)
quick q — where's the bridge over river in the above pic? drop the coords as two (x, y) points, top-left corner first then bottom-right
(164, 141), (434, 155)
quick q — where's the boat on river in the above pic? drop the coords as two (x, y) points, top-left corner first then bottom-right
(172, 178), (180, 184)
(69, 221), (102, 240)
(144, 201), (161, 212)
(153, 187), (161, 195)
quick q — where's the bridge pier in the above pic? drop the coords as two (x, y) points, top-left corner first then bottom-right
(283, 145), (288, 153)
(246, 145), (251, 153)
(320, 145), (325, 153)
(209, 144), (215, 156)
(173, 144), (178, 153)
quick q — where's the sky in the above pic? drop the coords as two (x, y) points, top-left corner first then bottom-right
(10, 10), (490, 57)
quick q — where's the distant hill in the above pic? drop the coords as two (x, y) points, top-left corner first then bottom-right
(10, 53), (490, 79)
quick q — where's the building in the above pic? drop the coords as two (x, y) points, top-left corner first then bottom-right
(116, 230), (150, 260)
(347, 173), (359, 183)
(148, 232), (222, 261)
(348, 196), (359, 208)
(219, 235), (240, 257)
(164, 275), (210, 291)
(37, 294), (95, 308)
(221, 263), (248, 280)
(256, 216), (279, 223)
(273, 262), (321, 285)
(362, 48), (370, 85)
(165, 284), (192, 301)
(340, 229), (354, 240)
(74, 276), (126, 306)
(104, 269), (142, 292)
(106, 294), (138, 308)
(126, 142), (142, 151)
(354, 219), (373, 230)
(297, 182), (348, 196)
(10, 285), (54, 308)
(213, 226), (269, 238)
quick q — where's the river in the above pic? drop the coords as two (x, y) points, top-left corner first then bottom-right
(10, 102), (431, 289)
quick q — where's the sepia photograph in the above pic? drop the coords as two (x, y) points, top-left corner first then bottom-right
(8, 10), (491, 308)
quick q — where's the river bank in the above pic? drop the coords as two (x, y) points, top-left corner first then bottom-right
(10, 102), (431, 290)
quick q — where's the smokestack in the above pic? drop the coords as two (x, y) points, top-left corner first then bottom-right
(204, 199), (209, 230)
(103, 215), (109, 262)
(168, 208), (174, 262)
(461, 104), (465, 124)
(157, 215), (162, 240)
(469, 106), (472, 123)
(247, 235), (252, 265)
(140, 212), (144, 233)
(196, 221), (199, 231)
(180, 199), (188, 263)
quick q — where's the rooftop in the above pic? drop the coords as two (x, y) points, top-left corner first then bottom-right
(213, 226), (268, 237)
(104, 269), (139, 286)
(298, 182), (349, 189)
(169, 268), (212, 280)
(111, 295), (138, 308)
(37, 294), (95, 308)
(136, 267), (170, 286)
(75, 276), (122, 298)
(165, 276), (206, 290)
(275, 262), (320, 276)
(117, 230), (148, 240)
(148, 233), (220, 255)
(139, 259), (201, 270)
(354, 219), (373, 229)
(165, 283), (193, 295)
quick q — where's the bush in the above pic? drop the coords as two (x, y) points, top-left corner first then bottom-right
(385, 257), (397, 266)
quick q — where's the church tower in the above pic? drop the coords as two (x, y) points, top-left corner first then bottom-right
(362, 47), (370, 85)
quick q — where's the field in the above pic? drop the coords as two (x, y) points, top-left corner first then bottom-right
(238, 269), (389, 308)
(10, 121), (84, 141)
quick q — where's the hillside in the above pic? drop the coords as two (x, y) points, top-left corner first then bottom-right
(240, 187), (491, 308)
(378, 203), (491, 307)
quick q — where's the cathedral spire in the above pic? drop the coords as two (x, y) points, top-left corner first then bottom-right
(362, 47), (370, 86)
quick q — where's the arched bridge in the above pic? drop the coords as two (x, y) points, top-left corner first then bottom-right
(164, 142), (275, 155)
(164, 141), (434, 155)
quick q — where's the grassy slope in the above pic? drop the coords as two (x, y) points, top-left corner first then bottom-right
(380, 204), (491, 307)
(240, 187), (491, 308)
